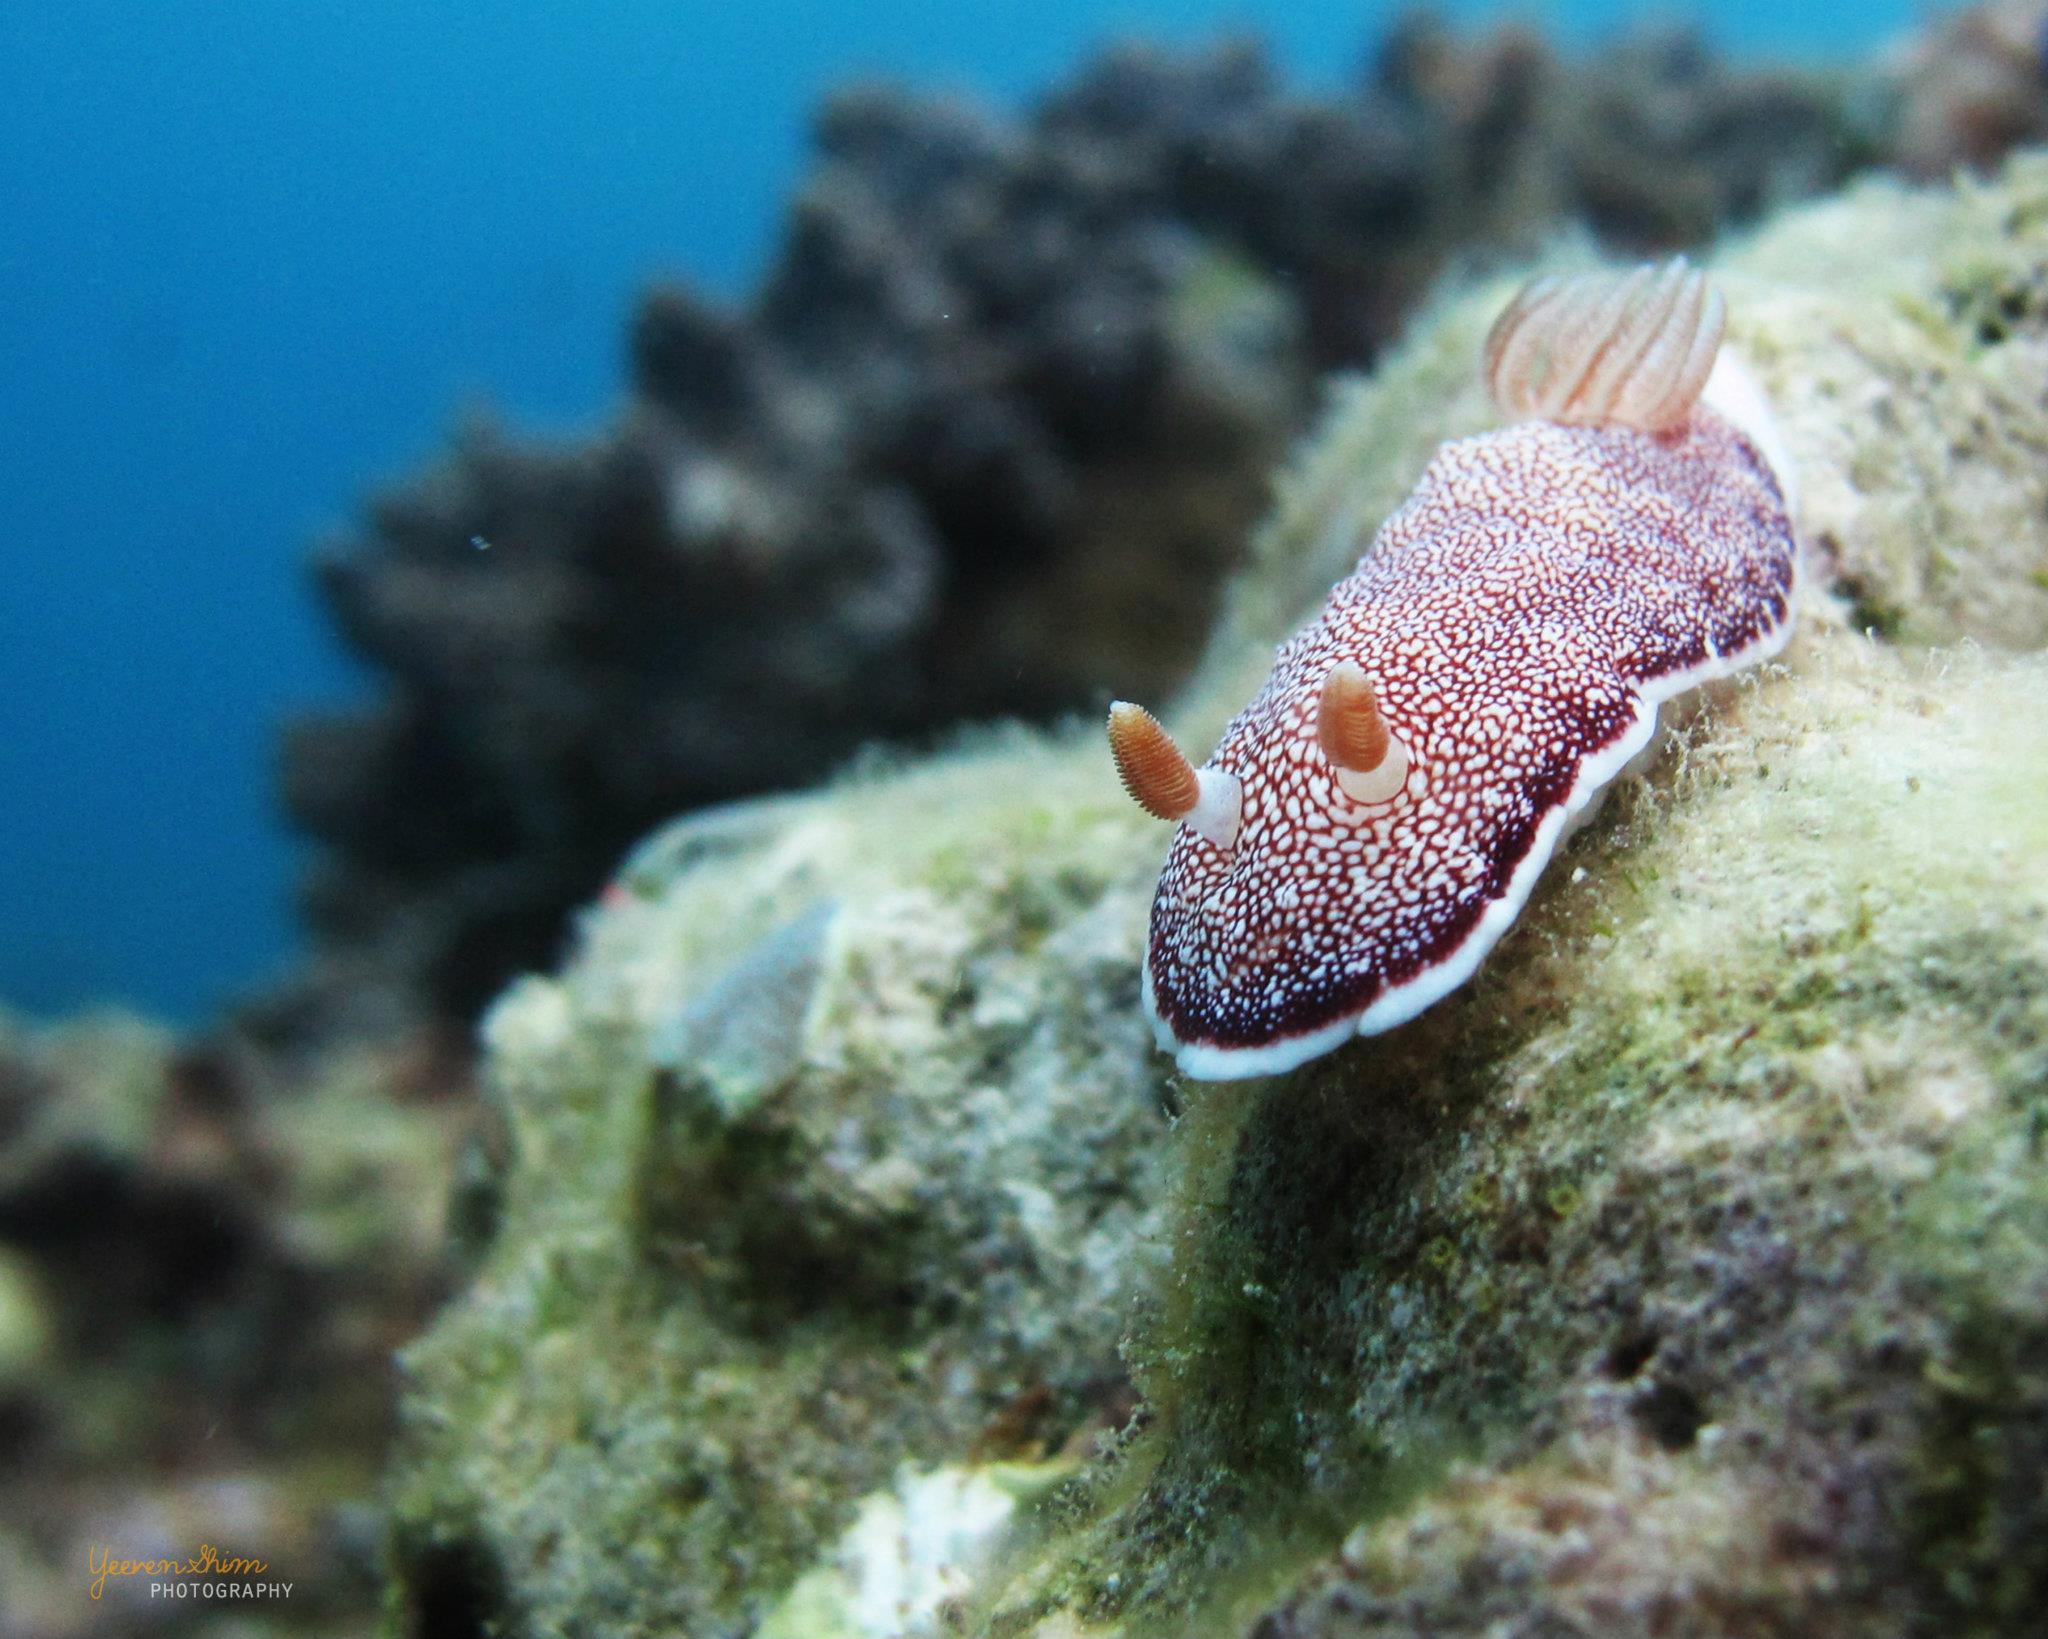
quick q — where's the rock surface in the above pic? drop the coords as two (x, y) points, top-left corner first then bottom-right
(384, 156), (2048, 1637)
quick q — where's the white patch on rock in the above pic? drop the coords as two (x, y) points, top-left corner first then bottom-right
(762, 1463), (1066, 1639)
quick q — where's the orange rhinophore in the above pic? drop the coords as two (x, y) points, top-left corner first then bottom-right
(1106, 702), (1199, 823)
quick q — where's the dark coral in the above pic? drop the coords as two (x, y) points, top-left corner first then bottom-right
(278, 13), (1997, 1035)
(1889, 1), (2048, 178)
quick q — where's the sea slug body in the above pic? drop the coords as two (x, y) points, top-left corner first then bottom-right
(1108, 260), (1800, 1079)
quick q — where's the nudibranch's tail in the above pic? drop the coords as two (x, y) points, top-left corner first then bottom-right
(1483, 258), (1725, 434)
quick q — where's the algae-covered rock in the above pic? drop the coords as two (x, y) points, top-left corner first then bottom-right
(0, 1011), (464, 1637)
(387, 155), (2048, 1637)
(984, 638), (2048, 1637)
(387, 750), (1173, 1635)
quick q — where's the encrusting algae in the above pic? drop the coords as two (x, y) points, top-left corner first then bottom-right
(386, 154), (2048, 1638)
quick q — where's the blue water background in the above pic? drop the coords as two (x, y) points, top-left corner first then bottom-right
(1, 0), (1916, 1022)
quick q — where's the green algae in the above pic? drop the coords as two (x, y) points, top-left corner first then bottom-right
(972, 644), (2048, 1637)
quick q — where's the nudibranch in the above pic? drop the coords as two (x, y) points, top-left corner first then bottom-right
(1109, 259), (1799, 1079)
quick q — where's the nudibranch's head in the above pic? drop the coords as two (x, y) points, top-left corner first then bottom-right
(1114, 662), (1443, 1079)
(1111, 258), (1800, 1079)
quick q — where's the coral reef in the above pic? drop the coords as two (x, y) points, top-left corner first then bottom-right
(1888, 0), (2048, 178)
(282, 15), (1902, 1033)
(10, 19), (2044, 1639)
(384, 154), (2048, 1637)
(0, 1012), (466, 1637)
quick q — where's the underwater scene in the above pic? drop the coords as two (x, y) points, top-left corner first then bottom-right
(8, 2), (2048, 1634)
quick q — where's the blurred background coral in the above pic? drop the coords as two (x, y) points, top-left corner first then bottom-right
(1, 0), (1944, 1025)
